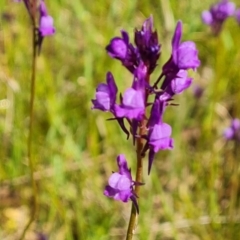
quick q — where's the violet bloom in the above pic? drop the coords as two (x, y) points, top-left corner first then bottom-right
(160, 70), (192, 101)
(202, 0), (235, 35)
(39, 0), (55, 37)
(134, 16), (161, 74)
(114, 63), (147, 121)
(106, 30), (129, 61)
(106, 16), (161, 74)
(146, 100), (173, 174)
(223, 118), (240, 141)
(192, 84), (204, 99)
(92, 72), (117, 112)
(168, 70), (192, 94)
(172, 21), (200, 71)
(106, 30), (139, 73)
(104, 154), (139, 212)
(162, 21), (200, 78)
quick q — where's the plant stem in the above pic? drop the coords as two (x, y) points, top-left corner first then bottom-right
(126, 119), (146, 240)
(19, 25), (38, 240)
(126, 73), (150, 240)
(229, 143), (240, 219)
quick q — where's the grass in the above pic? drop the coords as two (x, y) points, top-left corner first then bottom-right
(1, 0), (240, 239)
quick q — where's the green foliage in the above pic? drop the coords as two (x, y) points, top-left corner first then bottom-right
(1, 0), (240, 239)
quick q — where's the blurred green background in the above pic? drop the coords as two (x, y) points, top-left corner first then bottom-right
(1, 0), (240, 239)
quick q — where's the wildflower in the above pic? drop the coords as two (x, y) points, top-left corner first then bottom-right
(39, 0), (55, 37)
(163, 21), (200, 74)
(93, 16), (200, 175)
(15, 0), (55, 53)
(134, 15), (161, 74)
(92, 72), (117, 112)
(161, 70), (192, 100)
(106, 16), (160, 74)
(114, 63), (147, 121)
(223, 118), (240, 141)
(192, 84), (204, 99)
(201, 0), (235, 35)
(106, 31), (129, 61)
(106, 30), (139, 73)
(144, 100), (173, 174)
(104, 154), (139, 212)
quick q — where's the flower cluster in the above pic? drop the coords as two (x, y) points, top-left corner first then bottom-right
(104, 155), (140, 212)
(201, 0), (240, 35)
(92, 16), (200, 208)
(15, 0), (55, 37)
(223, 118), (240, 142)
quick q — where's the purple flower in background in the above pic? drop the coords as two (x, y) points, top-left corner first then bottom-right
(104, 154), (139, 212)
(114, 63), (147, 120)
(145, 100), (173, 174)
(201, 0), (235, 35)
(15, 0), (55, 53)
(202, 11), (214, 25)
(92, 72), (117, 112)
(223, 118), (240, 141)
(192, 84), (204, 99)
(39, 0), (55, 37)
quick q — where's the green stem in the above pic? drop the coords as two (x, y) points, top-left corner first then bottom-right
(126, 119), (146, 240)
(229, 143), (240, 219)
(19, 25), (38, 240)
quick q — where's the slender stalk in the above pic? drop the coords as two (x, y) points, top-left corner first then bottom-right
(19, 25), (38, 240)
(126, 120), (146, 240)
(229, 143), (240, 219)
(126, 73), (150, 240)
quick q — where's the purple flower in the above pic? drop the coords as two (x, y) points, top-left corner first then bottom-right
(202, 10), (214, 25)
(39, 16), (55, 36)
(202, 0), (235, 35)
(104, 154), (139, 212)
(171, 21), (200, 71)
(146, 100), (173, 174)
(160, 70), (192, 100)
(169, 70), (192, 94)
(211, 0), (235, 21)
(39, 0), (55, 37)
(106, 31), (129, 61)
(106, 31), (139, 73)
(92, 72), (117, 112)
(134, 16), (161, 74)
(106, 16), (160, 74)
(192, 84), (204, 99)
(114, 63), (147, 120)
(162, 21), (200, 79)
(223, 118), (240, 141)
